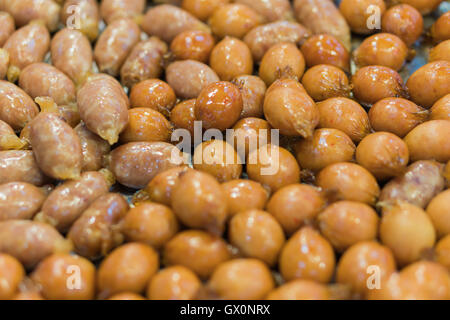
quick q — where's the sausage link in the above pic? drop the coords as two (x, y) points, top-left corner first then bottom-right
(109, 142), (187, 189)
(1, 0), (61, 31)
(68, 193), (129, 260)
(100, 0), (145, 24)
(51, 28), (93, 86)
(94, 18), (140, 77)
(3, 21), (50, 82)
(0, 80), (39, 131)
(293, 0), (351, 50)
(35, 171), (111, 232)
(120, 37), (168, 89)
(142, 4), (210, 43)
(30, 112), (82, 180)
(61, 0), (100, 42)
(75, 123), (111, 172)
(0, 220), (72, 269)
(19, 63), (76, 106)
(166, 60), (219, 99)
(244, 21), (311, 62)
(0, 182), (46, 221)
(77, 74), (129, 145)
(379, 160), (445, 209)
(0, 150), (47, 186)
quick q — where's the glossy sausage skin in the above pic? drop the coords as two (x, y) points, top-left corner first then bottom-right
(51, 28), (93, 86)
(0, 119), (26, 150)
(244, 21), (310, 62)
(109, 142), (187, 189)
(120, 37), (168, 89)
(30, 113), (83, 180)
(94, 19), (140, 77)
(0, 220), (72, 269)
(1, 0), (61, 31)
(100, 0), (145, 24)
(77, 74), (129, 145)
(0, 182), (46, 221)
(19, 63), (76, 106)
(75, 123), (111, 172)
(0, 81), (38, 131)
(0, 11), (15, 47)
(293, 0), (351, 50)
(0, 150), (47, 186)
(142, 4), (210, 43)
(68, 193), (129, 260)
(379, 161), (445, 209)
(61, 0), (100, 42)
(3, 22), (50, 82)
(165, 60), (219, 99)
(35, 171), (111, 232)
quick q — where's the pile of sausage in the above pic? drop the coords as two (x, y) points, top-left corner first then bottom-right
(0, 0), (450, 300)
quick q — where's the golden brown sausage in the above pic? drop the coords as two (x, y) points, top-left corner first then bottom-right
(74, 123), (111, 172)
(77, 74), (129, 145)
(3, 21), (50, 82)
(293, 0), (351, 50)
(1, 0), (61, 31)
(0, 81), (38, 131)
(109, 142), (187, 189)
(0, 150), (47, 186)
(61, 0), (100, 42)
(0, 182), (46, 221)
(68, 193), (129, 259)
(94, 18), (140, 77)
(243, 21), (310, 62)
(379, 160), (445, 209)
(0, 220), (72, 269)
(165, 60), (219, 99)
(100, 0), (145, 24)
(142, 4), (209, 43)
(35, 171), (112, 232)
(19, 63), (76, 106)
(51, 28), (93, 86)
(120, 37), (168, 89)
(30, 112), (82, 180)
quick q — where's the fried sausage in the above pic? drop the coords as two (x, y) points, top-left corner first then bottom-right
(77, 74), (129, 145)
(30, 112), (83, 180)
(141, 4), (210, 43)
(94, 18), (140, 77)
(0, 182), (46, 221)
(19, 63), (76, 106)
(35, 171), (112, 232)
(0, 220), (72, 269)
(0, 81), (39, 131)
(293, 0), (351, 50)
(109, 142), (187, 189)
(0, 150), (47, 186)
(51, 28), (93, 86)
(68, 193), (129, 260)
(120, 37), (168, 89)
